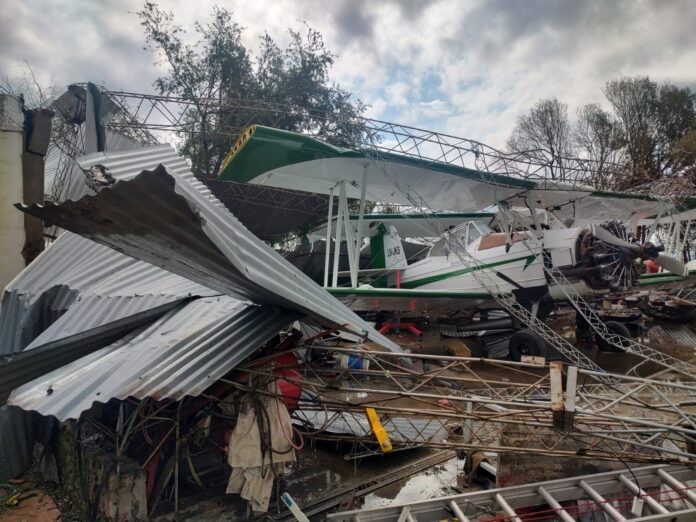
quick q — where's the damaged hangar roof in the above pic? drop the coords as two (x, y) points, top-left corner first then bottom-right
(19, 145), (401, 352)
(0, 232), (217, 357)
(8, 296), (294, 420)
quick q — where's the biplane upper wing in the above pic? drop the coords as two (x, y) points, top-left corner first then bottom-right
(305, 212), (495, 242)
(219, 125), (692, 223)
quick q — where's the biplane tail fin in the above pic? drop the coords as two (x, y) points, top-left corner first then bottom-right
(370, 223), (408, 270)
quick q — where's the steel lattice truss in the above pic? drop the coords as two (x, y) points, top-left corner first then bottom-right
(97, 87), (612, 187)
(355, 136), (693, 380)
(230, 346), (696, 464)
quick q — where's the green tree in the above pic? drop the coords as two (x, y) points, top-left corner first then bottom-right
(138, 2), (367, 177)
(507, 98), (573, 181)
(672, 129), (696, 183)
(603, 76), (696, 187)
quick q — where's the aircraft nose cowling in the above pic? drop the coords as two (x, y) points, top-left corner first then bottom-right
(576, 224), (640, 292)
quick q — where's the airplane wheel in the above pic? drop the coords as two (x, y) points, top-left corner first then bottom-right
(596, 321), (631, 352)
(508, 329), (546, 361)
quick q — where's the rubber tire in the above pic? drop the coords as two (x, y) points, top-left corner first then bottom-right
(595, 321), (632, 352)
(508, 329), (547, 361)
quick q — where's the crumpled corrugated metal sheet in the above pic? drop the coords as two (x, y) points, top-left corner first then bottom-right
(0, 296), (186, 398)
(19, 145), (402, 353)
(25, 295), (184, 352)
(295, 409), (448, 444)
(8, 296), (293, 420)
(0, 405), (58, 482)
(0, 232), (217, 357)
(660, 324), (696, 348)
(44, 129), (143, 203)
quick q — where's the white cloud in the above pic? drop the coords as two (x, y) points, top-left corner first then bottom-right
(2, 0), (696, 150)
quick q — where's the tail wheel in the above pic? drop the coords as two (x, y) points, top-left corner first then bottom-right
(508, 329), (546, 361)
(596, 320), (632, 352)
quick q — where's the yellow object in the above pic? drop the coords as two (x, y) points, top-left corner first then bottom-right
(365, 407), (393, 452)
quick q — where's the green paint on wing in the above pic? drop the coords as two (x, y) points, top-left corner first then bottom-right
(218, 125), (536, 189)
(400, 255), (536, 289)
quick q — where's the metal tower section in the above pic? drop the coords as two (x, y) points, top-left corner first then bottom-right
(357, 131), (694, 380)
(236, 346), (696, 464)
(97, 87), (611, 185)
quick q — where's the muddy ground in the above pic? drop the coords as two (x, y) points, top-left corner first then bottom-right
(3, 309), (694, 521)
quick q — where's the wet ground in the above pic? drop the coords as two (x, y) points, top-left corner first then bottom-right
(5, 308), (694, 521)
(284, 444), (467, 511)
(152, 444), (472, 520)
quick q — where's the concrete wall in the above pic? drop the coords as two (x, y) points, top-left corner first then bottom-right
(0, 96), (52, 293)
(0, 95), (25, 292)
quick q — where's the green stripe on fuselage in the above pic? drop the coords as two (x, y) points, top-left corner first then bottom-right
(400, 255), (537, 289)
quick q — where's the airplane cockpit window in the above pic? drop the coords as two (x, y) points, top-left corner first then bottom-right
(466, 222), (486, 245)
(427, 221), (492, 258)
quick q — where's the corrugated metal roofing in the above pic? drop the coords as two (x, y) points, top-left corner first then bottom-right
(8, 296), (294, 420)
(295, 409), (448, 444)
(0, 298), (183, 398)
(44, 129), (143, 203)
(25, 294), (186, 351)
(660, 324), (696, 348)
(0, 232), (217, 356)
(19, 145), (402, 353)
(75, 144), (224, 207)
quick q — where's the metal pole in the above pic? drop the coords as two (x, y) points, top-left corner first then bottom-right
(340, 182), (358, 288)
(323, 187), (334, 288)
(448, 501), (470, 522)
(578, 480), (626, 521)
(332, 182), (345, 288)
(537, 486), (574, 522)
(353, 164), (368, 285)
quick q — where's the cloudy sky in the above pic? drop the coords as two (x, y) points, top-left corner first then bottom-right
(2, 0), (696, 147)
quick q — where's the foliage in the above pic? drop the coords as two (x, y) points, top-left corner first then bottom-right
(0, 62), (60, 110)
(672, 129), (696, 184)
(509, 77), (696, 191)
(507, 98), (572, 180)
(573, 103), (625, 189)
(138, 2), (367, 177)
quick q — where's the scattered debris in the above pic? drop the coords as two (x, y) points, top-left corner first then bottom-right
(1, 84), (696, 521)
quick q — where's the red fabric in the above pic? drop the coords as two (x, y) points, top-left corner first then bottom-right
(273, 352), (302, 410)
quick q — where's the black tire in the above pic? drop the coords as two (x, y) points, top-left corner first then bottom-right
(596, 321), (631, 352)
(508, 329), (547, 361)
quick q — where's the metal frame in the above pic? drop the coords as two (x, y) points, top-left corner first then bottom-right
(231, 346), (696, 464)
(327, 464), (696, 521)
(95, 86), (619, 187)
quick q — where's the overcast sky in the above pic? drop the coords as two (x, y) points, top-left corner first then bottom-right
(2, 0), (696, 147)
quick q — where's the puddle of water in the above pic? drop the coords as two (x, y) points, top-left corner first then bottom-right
(281, 445), (471, 510)
(362, 456), (465, 508)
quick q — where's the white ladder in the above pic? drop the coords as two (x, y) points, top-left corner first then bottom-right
(328, 464), (696, 521)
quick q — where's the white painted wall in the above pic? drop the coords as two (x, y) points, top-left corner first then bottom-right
(0, 95), (25, 292)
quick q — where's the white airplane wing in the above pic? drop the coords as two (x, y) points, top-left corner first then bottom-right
(305, 212), (494, 242)
(219, 125), (689, 223)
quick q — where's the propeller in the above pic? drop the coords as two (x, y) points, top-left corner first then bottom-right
(590, 224), (640, 252)
(590, 224), (687, 276)
(653, 254), (688, 276)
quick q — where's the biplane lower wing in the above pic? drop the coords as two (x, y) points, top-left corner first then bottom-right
(638, 269), (696, 287)
(326, 287), (501, 312)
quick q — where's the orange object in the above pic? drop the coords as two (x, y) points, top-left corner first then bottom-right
(645, 259), (660, 273)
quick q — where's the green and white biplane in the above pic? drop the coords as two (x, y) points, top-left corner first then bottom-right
(219, 125), (695, 356)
